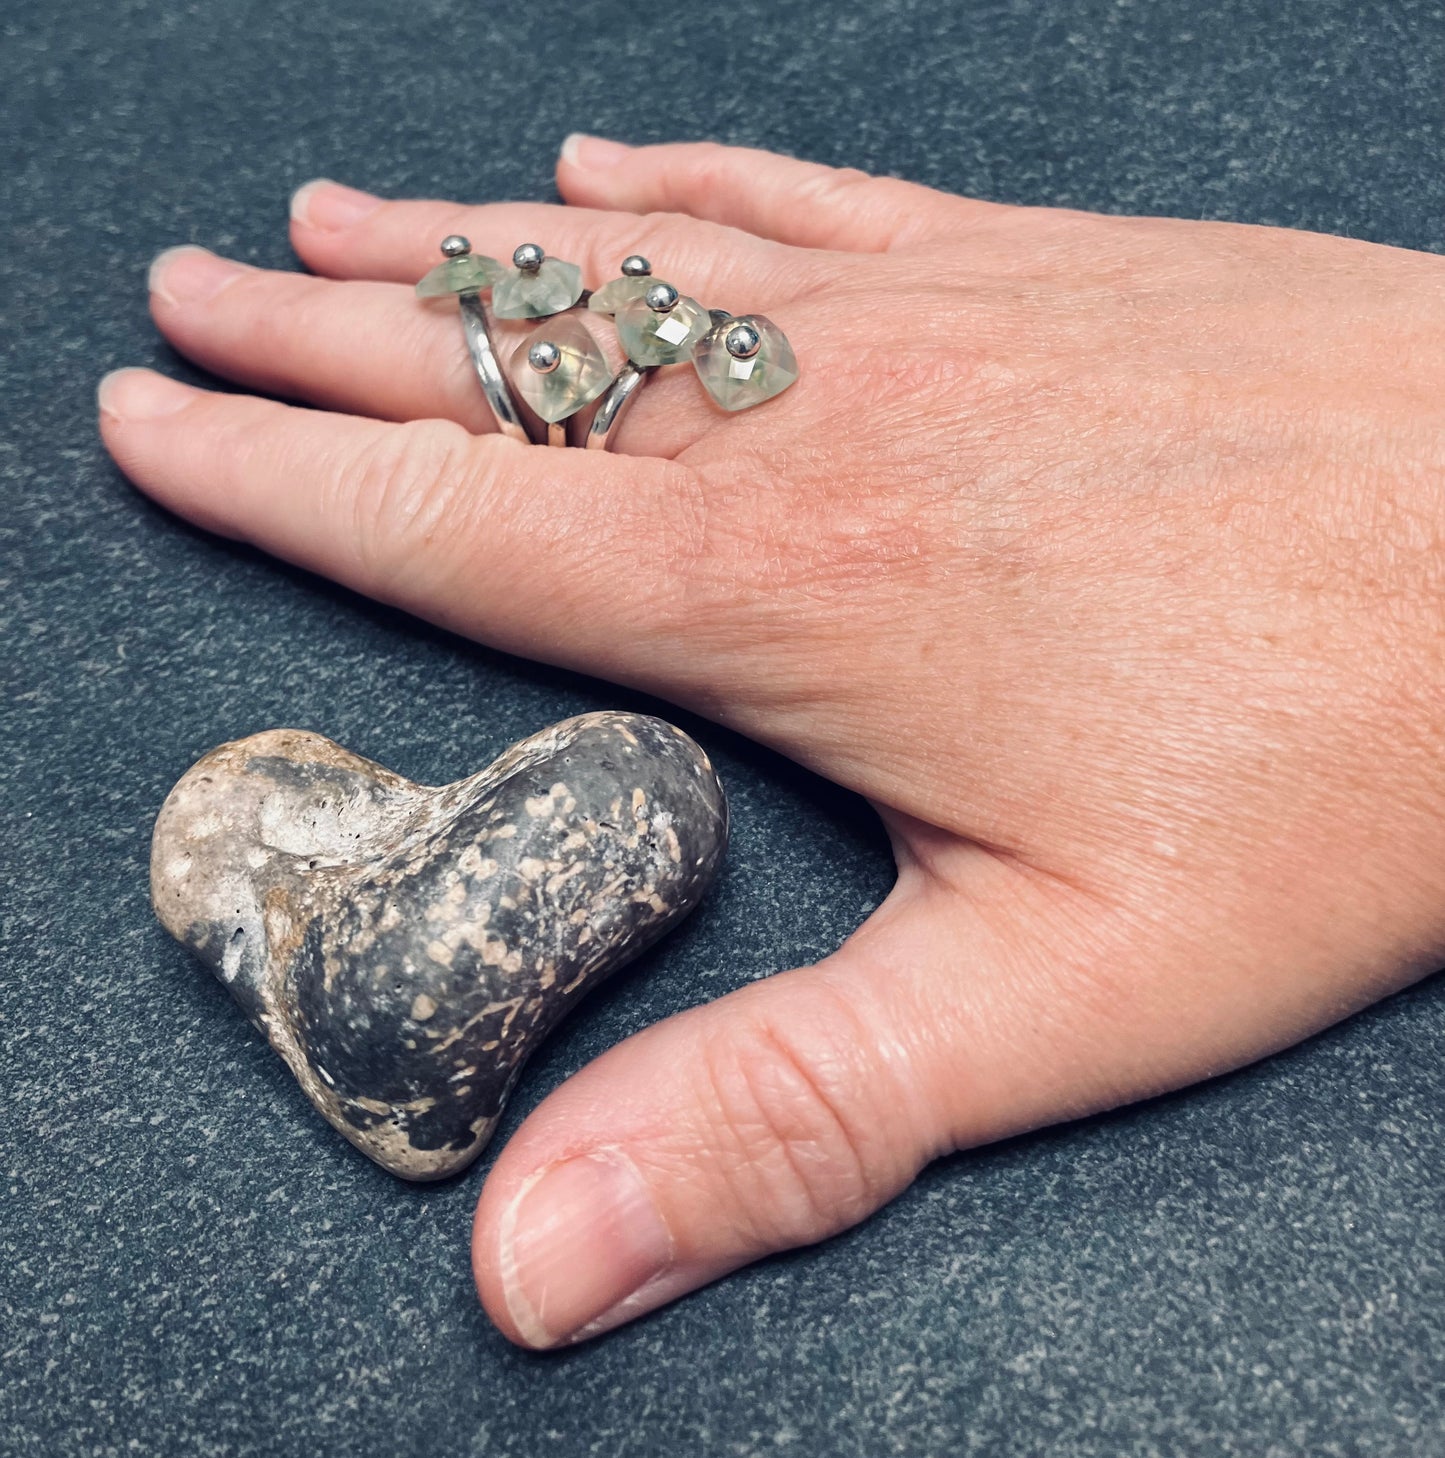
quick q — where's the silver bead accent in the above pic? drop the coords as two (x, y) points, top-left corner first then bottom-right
(527, 339), (562, 374)
(621, 254), (652, 277)
(645, 281), (679, 313)
(440, 235), (471, 258)
(513, 243), (545, 273)
(725, 322), (762, 360)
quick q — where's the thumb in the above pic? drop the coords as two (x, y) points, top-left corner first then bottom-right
(471, 835), (1082, 1349)
(472, 800), (1430, 1348)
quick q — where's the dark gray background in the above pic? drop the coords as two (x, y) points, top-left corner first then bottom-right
(3, 1), (1443, 1453)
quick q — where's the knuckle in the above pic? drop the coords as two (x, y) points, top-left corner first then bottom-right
(343, 418), (486, 592)
(585, 210), (687, 283)
(802, 168), (933, 250)
(807, 166), (883, 217)
(683, 140), (739, 198)
(580, 206), (764, 307)
(821, 165), (877, 197)
(227, 268), (315, 355)
(692, 997), (888, 1244)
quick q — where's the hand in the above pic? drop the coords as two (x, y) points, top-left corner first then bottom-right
(100, 135), (1445, 1348)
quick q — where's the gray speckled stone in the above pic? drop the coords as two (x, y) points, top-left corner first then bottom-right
(150, 712), (728, 1179)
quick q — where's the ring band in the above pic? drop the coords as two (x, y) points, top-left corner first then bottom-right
(585, 362), (654, 451)
(457, 292), (531, 445)
(416, 236), (799, 450)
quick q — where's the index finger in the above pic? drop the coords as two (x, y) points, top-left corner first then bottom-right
(97, 369), (727, 691)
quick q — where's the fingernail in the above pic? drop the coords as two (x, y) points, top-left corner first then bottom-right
(148, 245), (246, 306)
(290, 178), (382, 231)
(497, 1150), (673, 1348)
(560, 133), (632, 171)
(97, 368), (196, 422)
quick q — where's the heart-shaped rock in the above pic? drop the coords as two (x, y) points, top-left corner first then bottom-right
(150, 712), (728, 1180)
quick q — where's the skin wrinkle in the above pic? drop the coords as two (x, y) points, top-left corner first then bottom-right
(210, 396), (293, 539)
(822, 905), (995, 1163)
(344, 418), (481, 591)
(698, 1014), (875, 1245)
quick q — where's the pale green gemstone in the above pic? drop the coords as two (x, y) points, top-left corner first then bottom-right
(614, 290), (712, 365)
(491, 258), (584, 319)
(587, 274), (652, 316)
(507, 316), (614, 423)
(414, 253), (503, 297)
(692, 314), (799, 411)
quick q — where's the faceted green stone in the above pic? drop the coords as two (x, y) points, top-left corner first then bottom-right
(692, 314), (799, 411)
(587, 275), (652, 316)
(491, 258), (584, 319)
(414, 253), (504, 298)
(614, 290), (712, 366)
(507, 316), (615, 423)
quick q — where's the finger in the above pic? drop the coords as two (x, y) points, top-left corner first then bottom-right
(556, 136), (1008, 253)
(145, 246), (718, 458)
(471, 843), (1097, 1349)
(474, 784), (1432, 1349)
(149, 246), (496, 432)
(96, 368), (705, 679)
(288, 181), (806, 307)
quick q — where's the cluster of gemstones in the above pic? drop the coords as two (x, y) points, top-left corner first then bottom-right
(416, 236), (798, 431)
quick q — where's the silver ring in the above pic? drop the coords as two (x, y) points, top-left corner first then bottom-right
(417, 238), (800, 451)
(414, 234), (533, 443)
(585, 362), (654, 451)
(457, 292), (531, 445)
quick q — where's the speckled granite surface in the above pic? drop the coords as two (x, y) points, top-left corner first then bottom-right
(2, 0), (1442, 1453)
